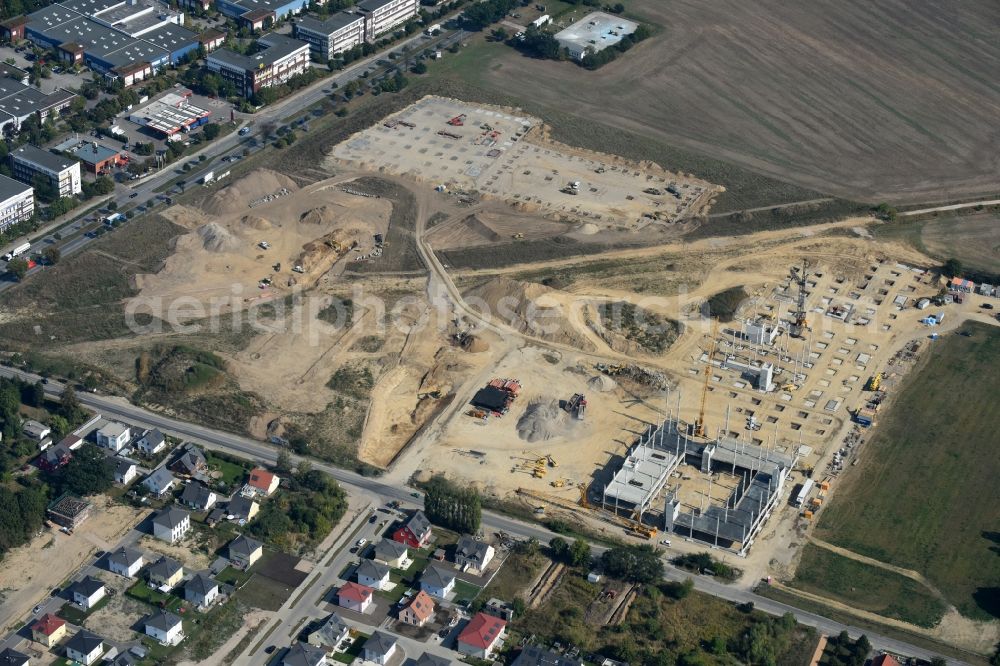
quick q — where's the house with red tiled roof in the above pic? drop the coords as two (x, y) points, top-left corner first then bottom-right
(871, 655), (901, 666)
(336, 582), (374, 613)
(31, 613), (67, 647)
(457, 612), (506, 659)
(243, 468), (280, 497)
(398, 589), (435, 626)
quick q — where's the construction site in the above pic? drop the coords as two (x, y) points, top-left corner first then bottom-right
(328, 96), (720, 231)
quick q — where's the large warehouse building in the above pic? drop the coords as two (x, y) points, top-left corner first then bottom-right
(554, 12), (638, 61)
(207, 33), (309, 98)
(0, 175), (35, 231)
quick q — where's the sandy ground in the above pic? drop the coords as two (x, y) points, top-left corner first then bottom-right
(138, 535), (212, 571)
(0, 501), (144, 634)
(176, 609), (270, 666)
(329, 96), (720, 231)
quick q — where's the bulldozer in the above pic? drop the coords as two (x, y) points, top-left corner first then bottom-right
(512, 232), (524, 240)
(550, 479), (565, 488)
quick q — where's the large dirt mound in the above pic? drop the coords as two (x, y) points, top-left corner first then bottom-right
(461, 335), (489, 353)
(588, 375), (617, 392)
(240, 214), (272, 230)
(465, 277), (595, 351)
(203, 169), (299, 215)
(300, 205), (338, 225)
(517, 400), (572, 443)
(197, 223), (240, 253)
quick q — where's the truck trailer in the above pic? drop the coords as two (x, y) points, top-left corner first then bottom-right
(3, 242), (31, 261)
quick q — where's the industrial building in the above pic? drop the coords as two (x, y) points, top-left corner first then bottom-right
(55, 138), (126, 174)
(356, 0), (419, 41)
(743, 318), (779, 346)
(0, 79), (78, 135)
(128, 90), (211, 137)
(294, 12), (366, 59)
(19, 0), (198, 84)
(214, 0), (311, 28)
(601, 411), (794, 556)
(10, 144), (83, 197)
(553, 12), (638, 61)
(206, 34), (310, 98)
(0, 175), (35, 230)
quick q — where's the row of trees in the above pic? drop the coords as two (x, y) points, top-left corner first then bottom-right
(248, 464), (347, 546)
(423, 474), (482, 534)
(462, 0), (518, 31)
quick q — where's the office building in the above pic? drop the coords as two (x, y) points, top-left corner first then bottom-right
(206, 33), (309, 98)
(0, 174), (34, 230)
(10, 144), (82, 197)
(294, 12), (365, 59)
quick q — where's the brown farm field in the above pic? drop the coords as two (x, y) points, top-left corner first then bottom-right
(431, 0), (1000, 205)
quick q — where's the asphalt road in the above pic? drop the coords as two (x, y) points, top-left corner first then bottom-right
(0, 366), (965, 664)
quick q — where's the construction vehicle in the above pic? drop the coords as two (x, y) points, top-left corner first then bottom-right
(447, 114), (466, 126)
(578, 484), (590, 509)
(631, 522), (657, 539)
(418, 389), (443, 399)
(560, 186), (579, 195)
(595, 166), (606, 173)
(865, 372), (883, 391)
(565, 393), (587, 420)
(694, 319), (719, 437)
(550, 479), (565, 488)
(398, 120), (415, 128)
(437, 130), (461, 139)
(781, 383), (798, 391)
(789, 261), (810, 338)
(512, 233), (524, 239)
(546, 454), (557, 468)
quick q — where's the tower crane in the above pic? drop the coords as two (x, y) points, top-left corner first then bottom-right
(789, 260), (810, 338)
(694, 319), (719, 437)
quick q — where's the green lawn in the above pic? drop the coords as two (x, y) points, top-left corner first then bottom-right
(216, 565), (254, 587)
(789, 545), (946, 628)
(453, 580), (482, 605)
(205, 452), (250, 488)
(126, 581), (184, 612)
(331, 633), (369, 664)
(56, 595), (110, 624)
(479, 550), (547, 602)
(815, 322), (1000, 621)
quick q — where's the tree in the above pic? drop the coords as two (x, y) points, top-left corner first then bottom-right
(423, 474), (481, 533)
(549, 536), (569, 560)
(569, 538), (591, 567)
(6, 258), (28, 280)
(202, 123), (221, 140)
(600, 544), (663, 583)
(942, 257), (962, 279)
(42, 246), (60, 265)
(49, 414), (70, 440)
(411, 61), (428, 75)
(53, 445), (114, 496)
(275, 449), (293, 474)
(20, 381), (45, 407)
(59, 385), (85, 422)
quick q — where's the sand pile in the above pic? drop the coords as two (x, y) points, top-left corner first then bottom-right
(197, 223), (240, 253)
(161, 205), (207, 229)
(465, 277), (596, 351)
(588, 375), (617, 392)
(241, 215), (272, 230)
(516, 400), (570, 443)
(578, 222), (599, 235)
(300, 205), (338, 225)
(204, 169), (299, 215)
(461, 335), (489, 353)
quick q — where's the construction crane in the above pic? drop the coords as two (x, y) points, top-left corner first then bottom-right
(694, 319), (719, 437)
(789, 260), (811, 338)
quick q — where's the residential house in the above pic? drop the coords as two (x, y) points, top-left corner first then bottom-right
(136, 429), (166, 455)
(143, 467), (177, 496)
(414, 654), (451, 666)
(307, 613), (349, 650)
(362, 631), (398, 666)
(0, 648), (30, 666)
(70, 576), (106, 609)
(282, 642), (327, 666)
(107, 547), (144, 577)
(483, 597), (515, 622)
(372, 539), (410, 569)
(871, 655), (901, 666)
(169, 444), (206, 476)
(152, 507), (191, 544)
(243, 468), (280, 497)
(60, 434), (84, 450)
(180, 482), (217, 511)
(336, 582), (373, 613)
(145, 611), (183, 645)
(114, 457), (138, 485)
(455, 535), (495, 573)
(457, 613), (506, 659)
(147, 556), (184, 589)
(392, 510), (432, 549)
(22, 419), (51, 441)
(419, 566), (455, 599)
(39, 442), (73, 472)
(398, 589), (435, 627)
(95, 422), (131, 452)
(227, 495), (259, 523)
(355, 560), (391, 591)
(31, 613), (67, 647)
(184, 574), (219, 608)
(108, 653), (139, 666)
(512, 645), (584, 666)
(65, 630), (105, 665)
(228, 535), (263, 569)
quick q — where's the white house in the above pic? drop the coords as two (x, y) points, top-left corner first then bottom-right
(184, 574), (219, 608)
(307, 613), (349, 650)
(22, 419), (51, 441)
(114, 457), (138, 485)
(243, 468), (280, 497)
(107, 547), (144, 577)
(372, 539), (411, 569)
(362, 631), (399, 666)
(65, 630), (105, 665)
(152, 507), (191, 544)
(180, 482), (217, 511)
(419, 566), (455, 599)
(454, 535), (495, 573)
(457, 613), (506, 659)
(143, 467), (177, 496)
(70, 576), (106, 609)
(282, 642), (328, 666)
(145, 611), (183, 645)
(136, 429), (167, 455)
(356, 560), (391, 591)
(95, 422), (132, 452)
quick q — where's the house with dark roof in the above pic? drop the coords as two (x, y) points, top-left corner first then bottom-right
(180, 481), (217, 511)
(65, 630), (105, 665)
(152, 507), (191, 543)
(419, 566), (455, 599)
(136, 429), (166, 455)
(512, 645), (585, 666)
(372, 539), (410, 569)
(356, 559), (390, 591)
(184, 573), (219, 608)
(107, 546), (144, 577)
(70, 576), (106, 609)
(169, 443), (206, 476)
(455, 535), (495, 573)
(413, 653), (451, 666)
(228, 534), (263, 569)
(38, 442), (73, 471)
(457, 612), (506, 659)
(392, 510), (432, 549)
(113, 456), (138, 485)
(307, 613), (349, 650)
(0, 647), (30, 666)
(227, 494), (259, 523)
(282, 641), (327, 666)
(362, 631), (398, 665)
(143, 467), (176, 496)
(145, 610), (183, 645)
(336, 582), (373, 613)
(147, 556), (184, 588)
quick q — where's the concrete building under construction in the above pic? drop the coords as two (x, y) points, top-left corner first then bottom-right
(601, 412), (793, 556)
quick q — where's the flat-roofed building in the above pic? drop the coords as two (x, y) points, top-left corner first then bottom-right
(0, 79), (77, 134)
(206, 33), (309, 98)
(0, 174), (34, 231)
(294, 12), (365, 59)
(356, 0), (417, 41)
(10, 143), (82, 197)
